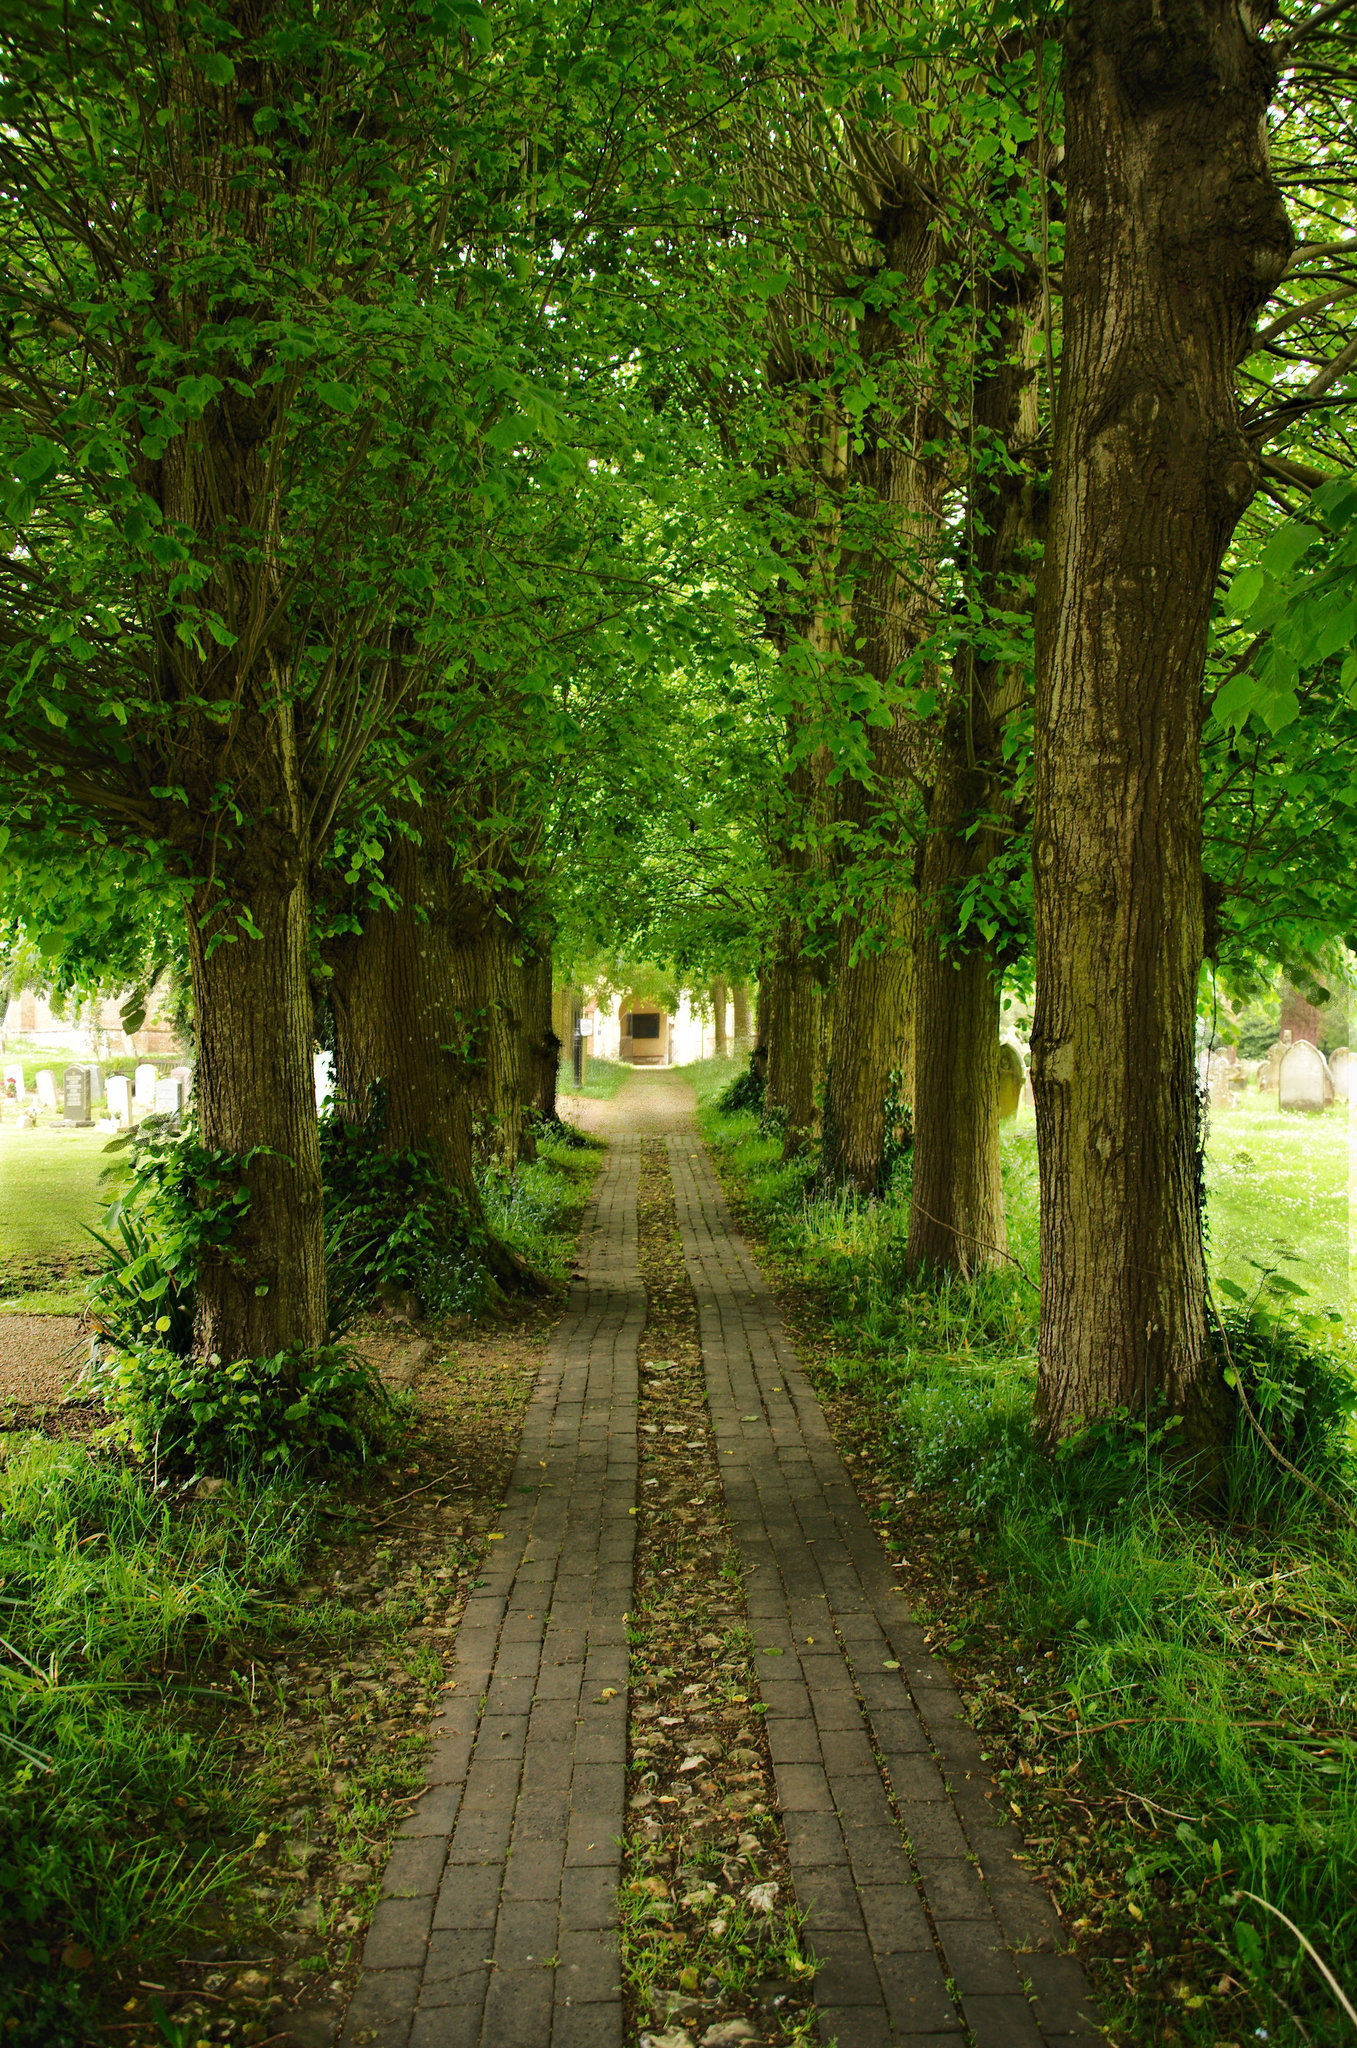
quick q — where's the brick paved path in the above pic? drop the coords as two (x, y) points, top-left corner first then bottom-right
(342, 1074), (1100, 2048)
(343, 1139), (642, 2048)
(668, 1136), (1101, 2048)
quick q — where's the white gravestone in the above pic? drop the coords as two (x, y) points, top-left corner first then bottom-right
(996, 1040), (1026, 1122)
(170, 1064), (193, 1100)
(133, 1063), (158, 1107)
(1328, 1046), (1350, 1100)
(35, 1069), (57, 1110)
(63, 1064), (93, 1126)
(3, 1062), (23, 1099)
(84, 1064), (104, 1101)
(154, 1076), (185, 1117)
(106, 1076), (132, 1125)
(1278, 1040), (1333, 1113)
(314, 1050), (334, 1111)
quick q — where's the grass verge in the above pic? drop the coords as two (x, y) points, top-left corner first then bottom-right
(688, 1071), (1357, 2048)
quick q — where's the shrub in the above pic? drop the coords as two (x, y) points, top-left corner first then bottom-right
(90, 1340), (400, 1477)
(716, 1056), (765, 1116)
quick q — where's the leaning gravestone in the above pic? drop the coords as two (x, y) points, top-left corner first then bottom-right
(133, 1063), (157, 1107)
(106, 1076), (132, 1125)
(1328, 1046), (1351, 1100)
(35, 1069), (57, 1110)
(63, 1064), (93, 1126)
(997, 1040), (1026, 1121)
(1279, 1040), (1333, 1113)
(154, 1076), (185, 1117)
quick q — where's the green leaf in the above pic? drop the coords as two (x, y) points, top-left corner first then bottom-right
(1225, 565), (1264, 616)
(1258, 523), (1317, 578)
(195, 52), (236, 86)
(315, 381), (360, 414)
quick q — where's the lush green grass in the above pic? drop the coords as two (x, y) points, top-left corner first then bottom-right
(693, 1075), (1357, 2048)
(0, 1436), (320, 2040)
(1204, 1093), (1352, 1315)
(0, 1125), (118, 1314)
(557, 1051), (637, 1101)
(479, 1130), (603, 1277)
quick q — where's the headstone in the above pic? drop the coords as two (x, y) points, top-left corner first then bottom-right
(106, 1076), (132, 1125)
(2, 1062), (23, 1099)
(314, 1050), (334, 1111)
(1329, 1046), (1351, 1100)
(170, 1063), (193, 1100)
(1207, 1051), (1235, 1107)
(1259, 1031), (1292, 1093)
(133, 1063), (157, 1107)
(1020, 1077), (1035, 1115)
(154, 1076), (185, 1117)
(84, 1064), (104, 1101)
(35, 1068), (57, 1110)
(997, 1040), (1026, 1121)
(1278, 1039), (1333, 1114)
(63, 1064), (93, 1126)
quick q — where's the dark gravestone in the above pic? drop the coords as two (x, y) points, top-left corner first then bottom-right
(63, 1064), (93, 1126)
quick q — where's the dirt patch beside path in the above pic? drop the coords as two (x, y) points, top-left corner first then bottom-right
(0, 1314), (84, 1410)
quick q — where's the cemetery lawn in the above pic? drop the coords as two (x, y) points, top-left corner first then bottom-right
(689, 1060), (1357, 2048)
(0, 1121), (116, 1312)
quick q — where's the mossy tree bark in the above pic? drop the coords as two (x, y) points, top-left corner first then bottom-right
(1031, 0), (1292, 1445)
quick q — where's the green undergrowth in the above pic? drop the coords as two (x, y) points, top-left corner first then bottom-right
(0, 1438), (322, 2042)
(477, 1130), (602, 1280)
(692, 1071), (1357, 2048)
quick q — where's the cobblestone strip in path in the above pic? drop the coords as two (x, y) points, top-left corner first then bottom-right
(668, 1137), (1102, 2048)
(342, 1139), (642, 2048)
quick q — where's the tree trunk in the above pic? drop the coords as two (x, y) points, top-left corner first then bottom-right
(732, 981), (751, 1050)
(822, 899), (915, 1193)
(711, 977), (728, 1057)
(521, 942), (559, 1128)
(1031, 2), (1291, 1447)
(907, 948), (1004, 1273)
(328, 827), (477, 1194)
(452, 907), (529, 1171)
(907, 248), (1042, 1269)
(765, 924), (821, 1157)
(186, 875), (327, 1363)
